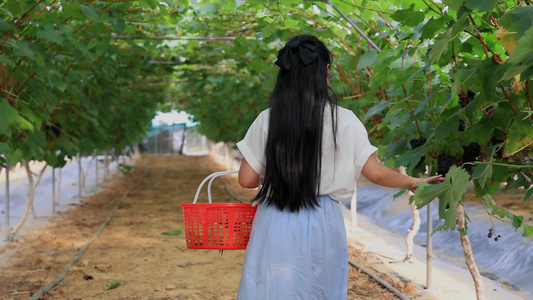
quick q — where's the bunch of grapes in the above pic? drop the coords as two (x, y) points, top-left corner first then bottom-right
(459, 90), (476, 108)
(44, 123), (62, 137)
(457, 90), (475, 131)
(437, 153), (457, 176)
(462, 142), (481, 174)
(409, 137), (427, 169)
(409, 137), (427, 149)
(488, 228), (502, 241)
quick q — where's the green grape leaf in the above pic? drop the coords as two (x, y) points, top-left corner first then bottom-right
(0, 100), (18, 134)
(443, 0), (464, 11)
(363, 100), (391, 120)
(110, 16), (126, 32)
(523, 224), (533, 238)
(63, 1), (84, 18)
(6, 40), (35, 60)
(0, 142), (10, 156)
(4, 1), (23, 15)
(385, 110), (410, 130)
(429, 28), (452, 62)
(421, 16), (452, 41)
(491, 205), (508, 218)
(261, 23), (276, 39)
(464, 0), (497, 12)
(413, 91), (435, 117)
(504, 112), (533, 157)
(513, 215), (524, 228)
(357, 50), (379, 70)
(199, 3), (217, 15)
(0, 20), (14, 31)
(395, 146), (426, 170)
(145, 0), (158, 9)
(412, 181), (443, 208)
(435, 115), (460, 139)
(81, 5), (100, 20)
(390, 4), (425, 27)
(508, 27), (533, 65)
(16, 116), (34, 131)
(34, 53), (45, 67)
(500, 64), (528, 82)
(385, 138), (408, 157)
(525, 187), (533, 202)
(413, 166), (470, 230)
(284, 18), (300, 30)
(0, 55), (15, 67)
(7, 149), (23, 165)
(472, 163), (492, 188)
(36, 24), (65, 44)
(43, 151), (59, 167)
(451, 13), (470, 38)
(462, 117), (495, 146)
(519, 64), (533, 80)
(503, 6), (533, 37)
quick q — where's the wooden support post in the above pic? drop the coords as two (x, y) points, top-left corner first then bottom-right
(4, 164), (10, 241)
(52, 168), (56, 213)
(427, 203), (433, 288)
(78, 154), (82, 198)
(95, 151), (99, 188)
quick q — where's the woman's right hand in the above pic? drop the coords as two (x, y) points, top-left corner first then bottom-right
(362, 154), (445, 192)
(408, 175), (444, 192)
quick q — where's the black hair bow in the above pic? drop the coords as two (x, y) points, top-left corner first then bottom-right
(274, 41), (320, 71)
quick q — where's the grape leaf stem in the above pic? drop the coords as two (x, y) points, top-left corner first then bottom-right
(19, 1), (58, 27)
(84, 53), (107, 72)
(499, 86), (519, 114)
(15, 72), (35, 96)
(421, 0), (442, 15)
(335, 65), (358, 94)
(467, 15), (490, 59)
(472, 161), (532, 168)
(63, 58), (79, 79)
(16, 0), (46, 27)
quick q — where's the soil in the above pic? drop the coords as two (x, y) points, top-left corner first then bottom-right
(0, 155), (416, 300)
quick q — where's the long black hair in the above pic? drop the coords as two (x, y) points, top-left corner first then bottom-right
(255, 35), (337, 212)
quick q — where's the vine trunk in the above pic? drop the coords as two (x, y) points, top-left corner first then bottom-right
(456, 203), (485, 300)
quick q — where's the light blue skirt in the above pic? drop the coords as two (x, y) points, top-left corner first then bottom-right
(237, 195), (348, 300)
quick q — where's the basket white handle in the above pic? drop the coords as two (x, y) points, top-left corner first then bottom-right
(192, 170), (239, 204)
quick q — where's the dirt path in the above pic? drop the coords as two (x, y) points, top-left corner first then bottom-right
(0, 155), (414, 299)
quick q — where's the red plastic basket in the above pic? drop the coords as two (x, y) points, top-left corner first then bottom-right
(181, 171), (257, 250)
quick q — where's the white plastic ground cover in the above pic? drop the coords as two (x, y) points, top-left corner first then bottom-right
(0, 156), (121, 250)
(350, 183), (533, 299)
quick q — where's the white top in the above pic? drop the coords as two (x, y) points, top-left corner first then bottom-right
(236, 105), (378, 202)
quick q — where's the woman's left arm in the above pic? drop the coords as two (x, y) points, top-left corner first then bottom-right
(238, 158), (261, 188)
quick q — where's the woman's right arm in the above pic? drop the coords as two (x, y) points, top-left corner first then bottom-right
(361, 153), (443, 191)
